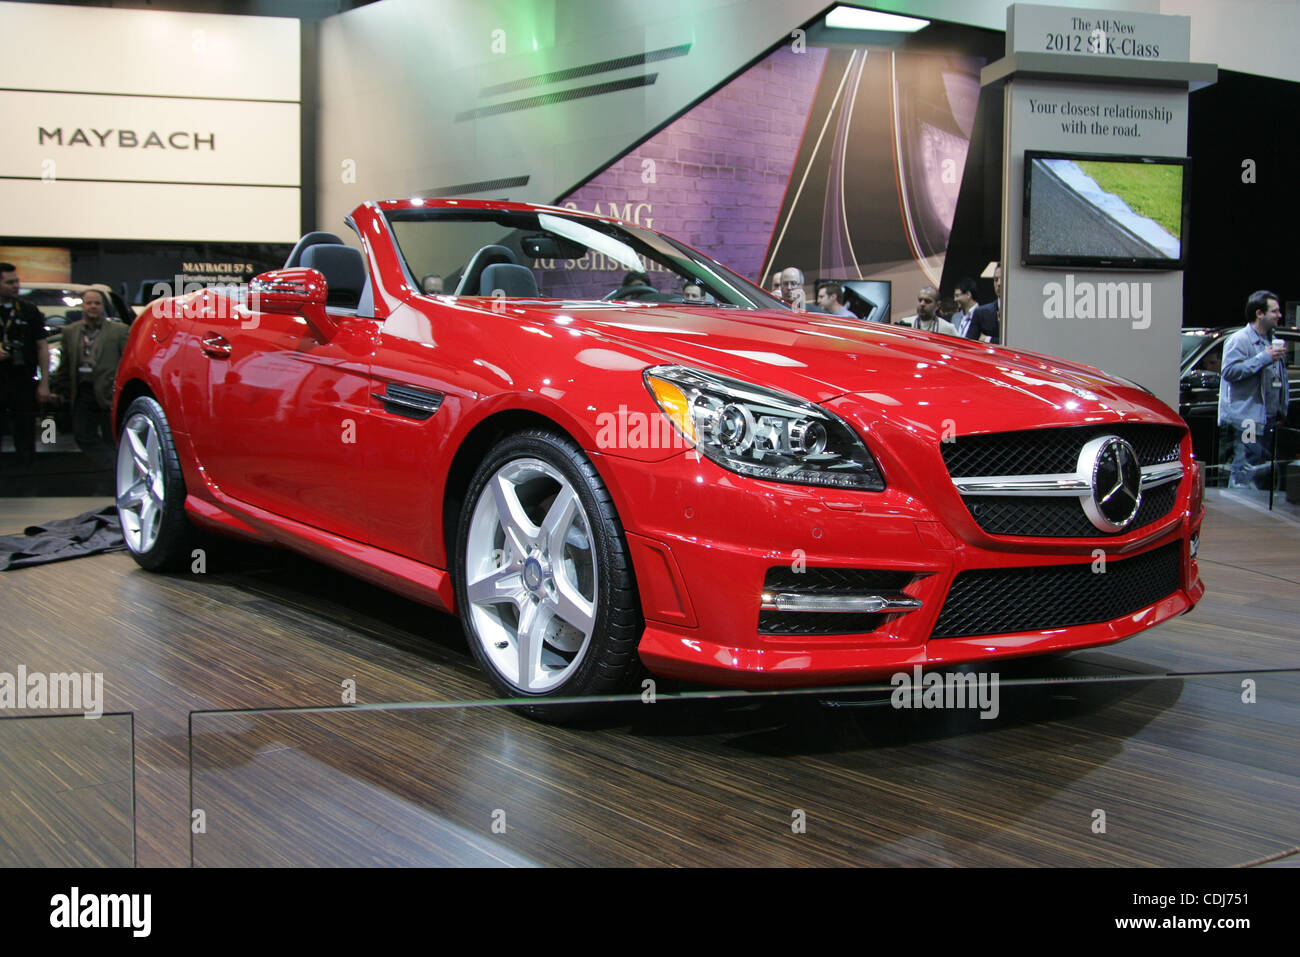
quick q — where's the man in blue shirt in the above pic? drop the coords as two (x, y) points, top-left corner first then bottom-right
(1218, 289), (1289, 488)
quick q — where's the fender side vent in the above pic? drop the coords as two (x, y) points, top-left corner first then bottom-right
(374, 383), (444, 420)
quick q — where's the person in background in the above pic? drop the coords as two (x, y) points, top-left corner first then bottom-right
(899, 285), (957, 336)
(952, 277), (979, 338)
(967, 264), (1001, 343)
(420, 274), (444, 294)
(682, 282), (706, 303)
(608, 270), (657, 301)
(778, 267), (813, 311)
(1218, 289), (1289, 489)
(816, 282), (855, 318)
(51, 287), (130, 461)
(0, 262), (51, 468)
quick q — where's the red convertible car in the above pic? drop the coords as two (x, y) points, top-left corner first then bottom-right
(113, 199), (1204, 712)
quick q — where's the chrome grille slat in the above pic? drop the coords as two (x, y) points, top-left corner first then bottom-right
(942, 424), (1184, 537)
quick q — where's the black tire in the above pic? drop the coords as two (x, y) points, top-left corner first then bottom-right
(115, 395), (195, 572)
(453, 429), (644, 721)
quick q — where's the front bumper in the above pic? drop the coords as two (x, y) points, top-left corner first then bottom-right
(598, 448), (1204, 688)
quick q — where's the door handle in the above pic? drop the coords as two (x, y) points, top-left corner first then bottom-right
(201, 333), (232, 359)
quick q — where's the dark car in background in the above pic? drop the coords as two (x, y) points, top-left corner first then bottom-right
(1180, 326), (1300, 472)
(134, 279), (177, 314)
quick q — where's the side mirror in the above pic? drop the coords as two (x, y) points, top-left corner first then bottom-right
(249, 267), (336, 339)
(1183, 370), (1220, 390)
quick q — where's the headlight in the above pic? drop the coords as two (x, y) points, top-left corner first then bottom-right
(48, 344), (61, 376)
(643, 365), (884, 490)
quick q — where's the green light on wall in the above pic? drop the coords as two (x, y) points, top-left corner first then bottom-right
(503, 1), (555, 52)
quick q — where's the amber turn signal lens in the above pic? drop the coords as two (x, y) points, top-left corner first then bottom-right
(646, 374), (696, 444)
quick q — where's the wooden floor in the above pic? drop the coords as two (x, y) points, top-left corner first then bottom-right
(1, 490), (1297, 867)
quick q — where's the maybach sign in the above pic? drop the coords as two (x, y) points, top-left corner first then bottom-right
(38, 127), (216, 150)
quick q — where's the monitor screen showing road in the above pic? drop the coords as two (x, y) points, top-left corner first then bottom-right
(1024, 153), (1187, 267)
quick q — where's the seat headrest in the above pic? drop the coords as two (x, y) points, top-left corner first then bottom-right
(470, 244), (517, 268)
(479, 263), (538, 298)
(284, 231), (344, 268)
(300, 244), (367, 306)
(454, 244), (519, 295)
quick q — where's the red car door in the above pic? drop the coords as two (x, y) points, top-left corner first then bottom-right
(364, 301), (486, 568)
(186, 292), (381, 544)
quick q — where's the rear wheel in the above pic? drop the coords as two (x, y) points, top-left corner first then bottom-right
(116, 396), (194, 571)
(455, 430), (643, 719)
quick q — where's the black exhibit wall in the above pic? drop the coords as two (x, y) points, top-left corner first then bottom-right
(939, 82), (1003, 308)
(1185, 69), (1300, 328)
(70, 242), (294, 306)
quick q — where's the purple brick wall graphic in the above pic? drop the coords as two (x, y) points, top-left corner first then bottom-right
(550, 45), (828, 296)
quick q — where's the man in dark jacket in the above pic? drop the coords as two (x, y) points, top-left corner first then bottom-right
(0, 263), (51, 467)
(967, 263), (1001, 344)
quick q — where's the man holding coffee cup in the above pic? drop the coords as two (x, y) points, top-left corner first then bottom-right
(1218, 289), (1289, 488)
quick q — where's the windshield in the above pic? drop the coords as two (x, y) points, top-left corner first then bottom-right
(1180, 329), (1228, 364)
(383, 208), (786, 310)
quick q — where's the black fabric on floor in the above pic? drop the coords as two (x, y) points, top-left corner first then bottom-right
(0, 506), (124, 570)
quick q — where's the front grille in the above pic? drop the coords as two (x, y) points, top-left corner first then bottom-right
(965, 482), (1179, 538)
(759, 567), (912, 636)
(942, 423), (1183, 478)
(943, 423), (1184, 537)
(931, 541), (1182, 639)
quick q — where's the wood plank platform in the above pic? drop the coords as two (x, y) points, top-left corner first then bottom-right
(1, 490), (1297, 866)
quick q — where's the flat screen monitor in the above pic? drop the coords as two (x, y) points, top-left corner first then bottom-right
(832, 280), (892, 324)
(1022, 151), (1190, 269)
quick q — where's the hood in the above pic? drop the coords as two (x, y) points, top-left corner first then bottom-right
(498, 301), (1181, 433)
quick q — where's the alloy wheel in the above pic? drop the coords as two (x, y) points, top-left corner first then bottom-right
(116, 412), (166, 554)
(464, 457), (599, 694)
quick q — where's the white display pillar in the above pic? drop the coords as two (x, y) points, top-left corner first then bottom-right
(983, 3), (1216, 407)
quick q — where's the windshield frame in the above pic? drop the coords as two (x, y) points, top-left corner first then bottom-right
(382, 207), (787, 311)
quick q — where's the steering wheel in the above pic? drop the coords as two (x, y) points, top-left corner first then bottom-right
(602, 284), (661, 302)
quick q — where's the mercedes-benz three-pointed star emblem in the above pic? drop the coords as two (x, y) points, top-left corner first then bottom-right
(1078, 436), (1143, 532)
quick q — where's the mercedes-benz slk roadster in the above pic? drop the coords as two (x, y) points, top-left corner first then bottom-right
(113, 199), (1204, 711)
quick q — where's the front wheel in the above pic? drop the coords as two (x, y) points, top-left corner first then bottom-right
(116, 396), (195, 571)
(454, 430), (643, 717)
